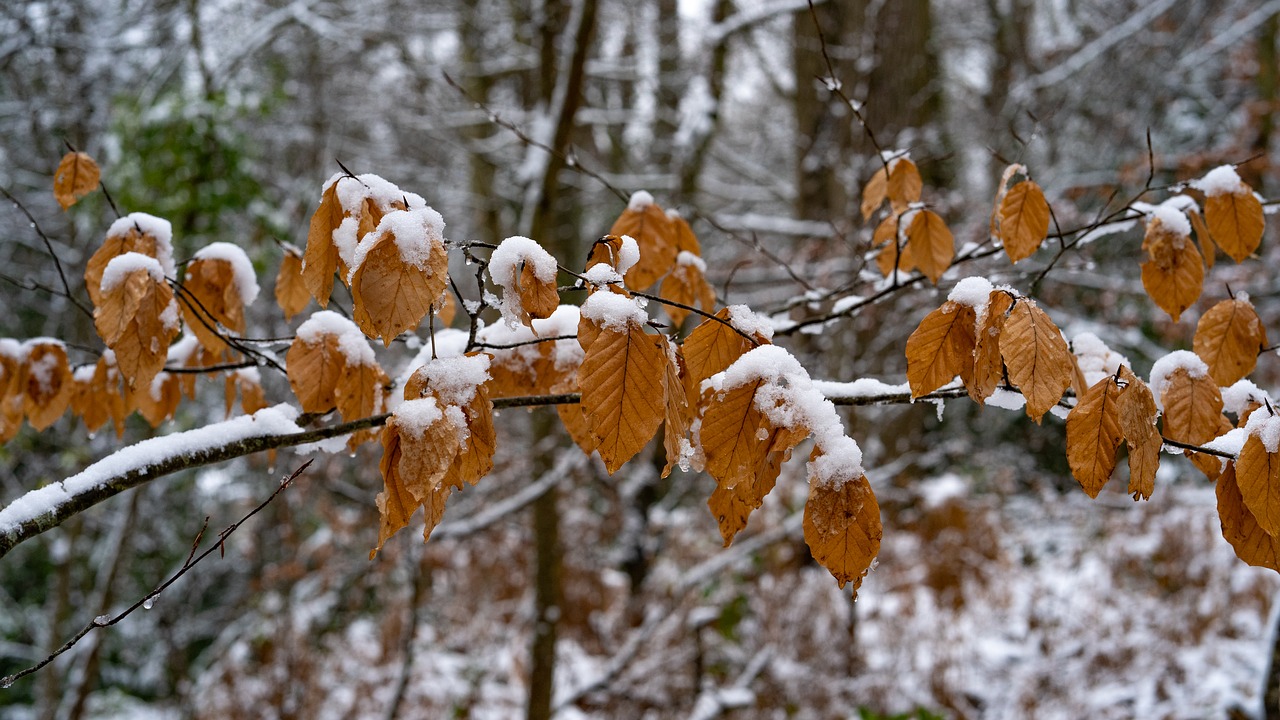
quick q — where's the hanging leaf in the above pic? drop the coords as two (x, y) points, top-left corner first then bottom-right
(1066, 376), (1124, 498)
(1158, 365), (1225, 480)
(1127, 433), (1161, 501)
(803, 467), (882, 597)
(873, 215), (914, 278)
(707, 448), (783, 547)
(968, 291), (1014, 405)
(20, 341), (74, 431)
(302, 182), (344, 307)
(1236, 434), (1280, 536)
(700, 379), (768, 491)
(275, 247), (311, 321)
(180, 250), (253, 352)
(1205, 191), (1265, 262)
(85, 216), (173, 307)
(577, 324), (667, 473)
(682, 308), (762, 407)
(1193, 298), (1267, 386)
(887, 158), (923, 212)
(860, 166), (888, 220)
(137, 372), (181, 427)
(286, 333), (346, 414)
(660, 337), (691, 478)
(905, 300), (977, 399)
(658, 254), (716, 327)
(349, 209), (450, 346)
(336, 360), (388, 449)
(93, 255), (181, 392)
(53, 151), (101, 209)
(1189, 207), (1216, 269)
(372, 418), (455, 558)
(998, 180), (1050, 263)
(905, 209), (954, 284)
(1140, 214), (1203, 321)
(609, 192), (676, 290)
(442, 384), (497, 489)
(1217, 462), (1280, 572)
(1116, 367), (1158, 446)
(999, 299), (1073, 422)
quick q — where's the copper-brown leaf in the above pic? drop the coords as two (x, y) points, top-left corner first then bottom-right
(860, 166), (888, 221)
(53, 151), (100, 209)
(887, 158), (923, 213)
(1066, 376), (1123, 498)
(372, 424), (454, 558)
(998, 180), (1050, 263)
(85, 221), (167, 307)
(803, 470), (882, 596)
(1000, 299), (1073, 422)
(1159, 366), (1224, 448)
(286, 334), (347, 414)
(905, 301), (976, 399)
(578, 324), (666, 474)
(660, 336), (691, 478)
(1116, 367), (1158, 446)
(1140, 216), (1204, 322)
(658, 256), (716, 328)
(302, 182), (344, 308)
(93, 261), (180, 392)
(1127, 432), (1161, 501)
(275, 247), (311, 321)
(1205, 191), (1265, 262)
(1236, 434), (1280, 536)
(180, 257), (245, 352)
(350, 211), (450, 346)
(906, 210), (954, 284)
(873, 215), (914, 278)
(21, 341), (74, 431)
(610, 195), (676, 291)
(700, 379), (768, 491)
(682, 308), (760, 408)
(443, 386), (497, 489)
(1193, 298), (1267, 386)
(969, 291), (1014, 405)
(1189, 207), (1216, 269)
(1217, 462), (1280, 572)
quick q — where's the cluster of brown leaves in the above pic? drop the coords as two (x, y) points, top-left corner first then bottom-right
(862, 156), (957, 283)
(285, 312), (388, 450)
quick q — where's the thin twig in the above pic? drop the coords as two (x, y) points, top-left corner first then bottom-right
(0, 185), (94, 320)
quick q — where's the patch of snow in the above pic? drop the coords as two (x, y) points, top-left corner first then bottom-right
(580, 291), (647, 332)
(294, 311), (375, 367)
(106, 212), (176, 279)
(1149, 351), (1209, 411)
(100, 252), (165, 293)
(1193, 165), (1245, 197)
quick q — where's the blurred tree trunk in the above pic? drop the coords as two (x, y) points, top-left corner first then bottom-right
(526, 1), (597, 718)
(1249, 12), (1277, 196)
(676, 0), (731, 205)
(792, 0), (855, 222)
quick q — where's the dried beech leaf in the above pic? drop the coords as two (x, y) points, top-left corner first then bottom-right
(803, 469), (882, 597)
(1189, 207), (1216, 269)
(610, 199), (675, 290)
(905, 301), (976, 399)
(1236, 434), (1280, 536)
(1217, 462), (1280, 572)
(275, 248), (311, 321)
(860, 166), (888, 221)
(682, 308), (759, 407)
(887, 158), (923, 212)
(516, 261), (560, 324)
(137, 372), (181, 427)
(21, 342), (74, 431)
(873, 215), (914, 278)
(53, 151), (100, 209)
(1159, 367), (1224, 448)
(906, 210), (954, 284)
(337, 360), (388, 450)
(660, 337), (690, 478)
(1205, 191), (1265, 262)
(180, 257), (245, 352)
(658, 258), (716, 328)
(1193, 298), (1267, 386)
(1000, 300), (1073, 423)
(94, 267), (180, 392)
(578, 325), (666, 474)
(708, 459), (780, 547)
(969, 291), (1014, 405)
(999, 180), (1050, 263)
(1066, 376), (1123, 498)
(1116, 368), (1158, 445)
(1140, 216), (1203, 321)
(350, 219), (450, 346)
(85, 224), (165, 307)
(1127, 432), (1160, 501)
(701, 379), (768, 491)
(302, 183), (344, 308)
(443, 386), (496, 489)
(286, 334), (347, 413)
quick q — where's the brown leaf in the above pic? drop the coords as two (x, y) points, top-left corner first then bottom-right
(578, 324), (666, 474)
(1066, 376), (1123, 498)
(350, 211), (450, 346)
(906, 210), (954, 284)
(708, 461), (779, 547)
(803, 469), (882, 596)
(1140, 216), (1203, 321)
(969, 291), (1014, 405)
(302, 182), (344, 308)
(93, 261), (180, 392)
(670, 212), (703, 255)
(21, 341), (74, 431)
(180, 257), (245, 352)
(998, 180), (1050, 263)
(372, 423), (452, 557)
(1116, 367), (1158, 445)
(887, 158), (923, 212)
(1217, 462), (1280, 572)
(873, 215), (914, 278)
(700, 378), (771, 491)
(1236, 434), (1280, 536)
(1193, 298), (1267, 386)
(395, 399), (466, 498)
(137, 372), (181, 427)
(53, 151), (100, 209)
(286, 334), (347, 414)
(337, 360), (388, 450)
(443, 385), (497, 489)
(275, 248), (311, 321)
(860, 166), (888, 221)
(609, 195), (676, 290)
(1159, 367), (1224, 448)
(682, 308), (760, 408)
(1205, 190), (1265, 262)
(906, 301), (977, 399)
(1000, 299), (1073, 422)
(659, 337), (691, 478)
(516, 261), (560, 324)
(658, 257), (716, 328)
(85, 222), (167, 307)
(1189, 207), (1216, 269)
(1127, 432), (1160, 501)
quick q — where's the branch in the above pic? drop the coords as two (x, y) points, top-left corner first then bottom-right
(0, 185), (94, 321)
(0, 460), (311, 689)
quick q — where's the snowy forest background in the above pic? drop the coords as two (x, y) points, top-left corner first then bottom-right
(2, 0), (1279, 717)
